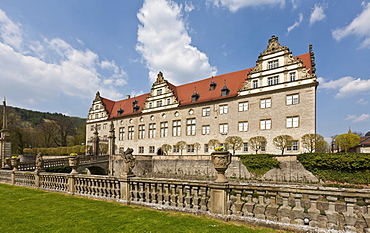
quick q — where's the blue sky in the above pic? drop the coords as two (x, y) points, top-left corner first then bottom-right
(0, 0), (369, 140)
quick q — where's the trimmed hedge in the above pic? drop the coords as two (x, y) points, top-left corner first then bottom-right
(237, 154), (280, 177)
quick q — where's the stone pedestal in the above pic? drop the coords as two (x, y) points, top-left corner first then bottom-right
(68, 156), (80, 174)
(211, 151), (231, 183)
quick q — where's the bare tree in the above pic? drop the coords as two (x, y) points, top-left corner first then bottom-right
(161, 144), (172, 155)
(301, 134), (326, 153)
(225, 136), (243, 155)
(176, 141), (187, 155)
(249, 136), (267, 154)
(194, 142), (201, 155)
(273, 135), (293, 155)
(208, 139), (220, 150)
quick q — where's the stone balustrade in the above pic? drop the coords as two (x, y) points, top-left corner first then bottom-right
(1, 170), (369, 232)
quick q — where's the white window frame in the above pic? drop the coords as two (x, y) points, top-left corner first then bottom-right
(260, 98), (271, 108)
(187, 144), (195, 153)
(149, 123), (156, 138)
(253, 80), (258, 89)
(219, 104), (228, 114)
(286, 94), (299, 105)
(260, 119), (271, 130)
(202, 107), (211, 116)
(286, 116), (299, 128)
(160, 122), (168, 137)
(149, 146), (155, 153)
(290, 72), (296, 81)
(128, 126), (134, 140)
(186, 118), (196, 136)
(243, 143), (248, 152)
(287, 140), (299, 151)
(238, 121), (248, 132)
(219, 123), (228, 134)
(202, 125), (210, 135)
(172, 120), (181, 137)
(138, 124), (145, 139)
(238, 101), (248, 111)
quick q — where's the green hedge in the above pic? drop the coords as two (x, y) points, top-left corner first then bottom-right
(237, 154), (280, 177)
(297, 153), (370, 184)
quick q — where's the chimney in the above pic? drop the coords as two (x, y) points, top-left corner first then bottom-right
(126, 95), (131, 100)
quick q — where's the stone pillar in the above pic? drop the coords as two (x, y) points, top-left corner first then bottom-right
(1, 98), (11, 169)
(326, 196), (339, 230)
(307, 195), (320, 227)
(119, 178), (131, 204)
(343, 197), (358, 232)
(209, 183), (229, 215)
(292, 193), (304, 225)
(277, 192), (291, 223)
(68, 156), (80, 174)
(108, 122), (116, 176)
(92, 124), (100, 156)
(67, 174), (76, 194)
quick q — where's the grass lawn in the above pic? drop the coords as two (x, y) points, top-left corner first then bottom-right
(0, 184), (286, 233)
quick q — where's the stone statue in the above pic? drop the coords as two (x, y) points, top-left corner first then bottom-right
(120, 147), (135, 177)
(35, 153), (44, 173)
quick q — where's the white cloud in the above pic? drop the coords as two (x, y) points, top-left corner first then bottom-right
(356, 98), (368, 105)
(208, 0), (285, 12)
(346, 114), (370, 123)
(310, 4), (326, 25)
(185, 1), (195, 12)
(318, 76), (370, 97)
(136, 0), (217, 85)
(332, 2), (370, 48)
(0, 8), (127, 113)
(291, 0), (298, 10)
(287, 13), (303, 33)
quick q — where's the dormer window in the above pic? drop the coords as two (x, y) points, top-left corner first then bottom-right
(221, 84), (230, 97)
(117, 108), (124, 116)
(209, 79), (217, 91)
(191, 88), (200, 102)
(132, 100), (138, 107)
(157, 100), (163, 107)
(149, 102), (152, 108)
(157, 89), (162, 95)
(133, 105), (140, 113)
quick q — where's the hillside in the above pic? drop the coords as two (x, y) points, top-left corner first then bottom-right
(0, 105), (86, 154)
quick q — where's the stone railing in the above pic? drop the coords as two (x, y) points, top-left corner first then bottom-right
(1, 170), (370, 232)
(16, 155), (109, 171)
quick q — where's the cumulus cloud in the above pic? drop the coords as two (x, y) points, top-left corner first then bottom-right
(0, 8), (127, 114)
(346, 114), (370, 123)
(318, 76), (370, 97)
(332, 2), (370, 48)
(136, 0), (217, 85)
(287, 13), (303, 33)
(208, 0), (285, 12)
(310, 4), (326, 25)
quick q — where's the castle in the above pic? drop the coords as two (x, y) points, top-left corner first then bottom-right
(86, 36), (318, 155)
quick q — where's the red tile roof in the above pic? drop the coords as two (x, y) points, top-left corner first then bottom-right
(100, 53), (312, 119)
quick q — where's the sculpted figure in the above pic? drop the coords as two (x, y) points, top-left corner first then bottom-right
(35, 153), (44, 173)
(120, 148), (135, 176)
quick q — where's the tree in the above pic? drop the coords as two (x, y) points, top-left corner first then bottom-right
(301, 134), (326, 153)
(249, 136), (267, 154)
(176, 141), (187, 155)
(99, 143), (108, 155)
(225, 136), (243, 155)
(273, 135), (293, 155)
(161, 144), (172, 155)
(194, 142), (201, 155)
(208, 139), (220, 150)
(335, 133), (361, 153)
(315, 140), (330, 153)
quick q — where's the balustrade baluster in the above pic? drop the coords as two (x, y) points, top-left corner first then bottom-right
(139, 182), (145, 202)
(145, 183), (151, 203)
(170, 184), (177, 207)
(192, 186), (200, 210)
(163, 183), (170, 206)
(185, 185), (192, 209)
(151, 183), (158, 204)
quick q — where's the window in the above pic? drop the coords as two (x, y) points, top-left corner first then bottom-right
(90, 125), (94, 131)
(202, 125), (210, 135)
(139, 146), (144, 153)
(287, 140), (299, 151)
(97, 124), (101, 130)
(149, 102), (152, 108)
(253, 80), (258, 89)
(202, 107), (210, 116)
(286, 94), (299, 105)
(186, 118), (196, 136)
(219, 104), (228, 114)
(268, 77), (273, 86)
(173, 145), (179, 153)
(204, 144), (209, 153)
(103, 123), (107, 129)
(286, 116), (299, 128)
(95, 113), (99, 119)
(138, 124), (145, 139)
(149, 146), (155, 153)
(243, 143), (248, 152)
(119, 127), (125, 140)
(261, 142), (266, 152)
(238, 101), (248, 111)
(149, 123), (156, 138)
(187, 144), (194, 153)
(238, 121), (248, 132)
(128, 126), (134, 140)
(157, 100), (162, 107)
(260, 98), (271, 108)
(167, 99), (171, 105)
(219, 123), (228, 134)
(268, 60), (278, 69)
(103, 135), (107, 142)
(273, 76), (279, 85)
(290, 72), (296, 81)
(172, 120), (181, 137)
(160, 122), (168, 137)
(260, 119), (271, 130)
(157, 89), (162, 95)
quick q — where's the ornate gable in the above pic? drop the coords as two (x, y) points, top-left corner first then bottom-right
(87, 91), (109, 123)
(239, 36), (316, 94)
(142, 72), (179, 113)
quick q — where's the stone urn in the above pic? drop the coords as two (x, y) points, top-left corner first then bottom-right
(68, 156), (80, 174)
(211, 151), (231, 183)
(11, 158), (20, 171)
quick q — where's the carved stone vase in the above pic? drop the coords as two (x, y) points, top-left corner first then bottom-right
(68, 156), (80, 174)
(211, 151), (231, 183)
(11, 158), (20, 171)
